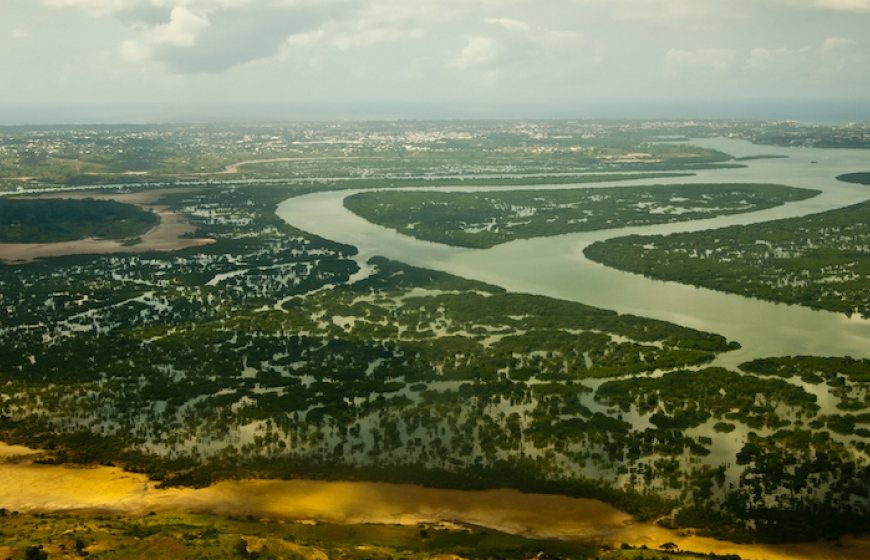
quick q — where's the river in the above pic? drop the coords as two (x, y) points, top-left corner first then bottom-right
(276, 137), (870, 368)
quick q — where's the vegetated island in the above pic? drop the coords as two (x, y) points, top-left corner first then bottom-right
(584, 198), (870, 318)
(0, 197), (158, 243)
(315, 171), (697, 189)
(344, 183), (819, 248)
(837, 172), (870, 185)
(732, 154), (789, 161)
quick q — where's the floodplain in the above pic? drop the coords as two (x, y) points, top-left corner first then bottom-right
(1, 120), (869, 558)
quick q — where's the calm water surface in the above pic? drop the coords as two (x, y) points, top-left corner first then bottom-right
(277, 138), (870, 367)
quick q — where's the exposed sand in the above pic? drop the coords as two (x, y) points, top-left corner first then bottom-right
(0, 188), (214, 262)
(1, 444), (866, 559)
(0, 442), (40, 460)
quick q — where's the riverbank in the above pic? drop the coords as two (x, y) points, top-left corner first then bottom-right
(2, 444), (867, 560)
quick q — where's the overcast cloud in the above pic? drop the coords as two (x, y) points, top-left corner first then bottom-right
(1, 0), (868, 121)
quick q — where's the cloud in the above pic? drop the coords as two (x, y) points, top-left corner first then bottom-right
(119, 39), (150, 61)
(742, 38), (865, 80)
(286, 29), (325, 47)
(149, 6), (209, 47)
(483, 17), (531, 32)
(118, 6), (211, 64)
(322, 1), (437, 51)
(745, 46), (809, 70)
(43, 0), (134, 17)
(575, 0), (726, 25)
(155, 5), (329, 73)
(665, 48), (736, 75)
(46, 0), (360, 73)
(813, 0), (870, 12)
(822, 36), (859, 51)
(817, 36), (866, 73)
(448, 17), (594, 87)
(449, 36), (499, 70)
(780, 0), (870, 12)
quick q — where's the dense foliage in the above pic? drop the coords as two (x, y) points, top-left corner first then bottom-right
(837, 172), (870, 185)
(345, 184), (817, 248)
(0, 198), (158, 243)
(585, 199), (870, 317)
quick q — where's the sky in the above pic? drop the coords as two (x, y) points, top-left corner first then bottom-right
(1, 0), (870, 123)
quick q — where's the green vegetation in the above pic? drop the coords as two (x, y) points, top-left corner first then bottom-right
(592, 365), (869, 542)
(326, 172), (696, 189)
(597, 368), (820, 430)
(0, 512), (596, 559)
(585, 199), (870, 317)
(741, 356), (870, 412)
(732, 155), (788, 161)
(345, 184), (817, 248)
(837, 172), (870, 185)
(0, 198), (158, 243)
(741, 355), (870, 384)
(0, 184), (731, 524)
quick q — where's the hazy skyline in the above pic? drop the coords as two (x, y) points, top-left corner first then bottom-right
(2, 0), (870, 123)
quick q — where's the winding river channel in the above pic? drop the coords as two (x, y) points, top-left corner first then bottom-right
(277, 137), (870, 368)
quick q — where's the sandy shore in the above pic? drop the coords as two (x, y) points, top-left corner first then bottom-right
(1, 444), (866, 559)
(0, 188), (214, 262)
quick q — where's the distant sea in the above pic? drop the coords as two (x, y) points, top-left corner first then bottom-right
(1, 100), (869, 125)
